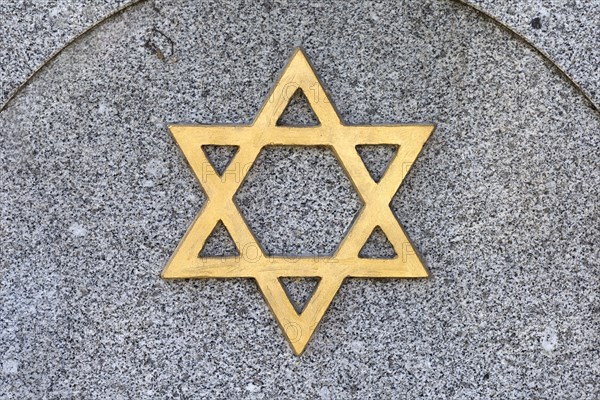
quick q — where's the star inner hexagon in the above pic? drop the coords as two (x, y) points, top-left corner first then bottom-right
(162, 48), (435, 355)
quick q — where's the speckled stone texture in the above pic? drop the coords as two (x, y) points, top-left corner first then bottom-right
(236, 146), (362, 256)
(467, 0), (600, 106)
(1, 0), (599, 399)
(0, 0), (132, 103)
(1, 0), (599, 108)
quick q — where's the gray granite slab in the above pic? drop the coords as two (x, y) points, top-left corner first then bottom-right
(1, 0), (599, 109)
(468, 0), (600, 107)
(0, 0), (131, 103)
(1, 0), (599, 398)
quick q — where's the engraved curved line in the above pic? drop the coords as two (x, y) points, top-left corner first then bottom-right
(0, 0), (597, 114)
(0, 0), (147, 113)
(453, 0), (598, 113)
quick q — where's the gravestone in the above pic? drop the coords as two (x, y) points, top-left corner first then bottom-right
(1, 0), (598, 398)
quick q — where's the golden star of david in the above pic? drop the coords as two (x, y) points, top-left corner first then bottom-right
(162, 48), (434, 355)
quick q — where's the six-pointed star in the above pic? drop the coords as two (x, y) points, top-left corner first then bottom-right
(162, 48), (435, 355)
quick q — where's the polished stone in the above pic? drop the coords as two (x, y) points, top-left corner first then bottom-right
(1, 1), (599, 108)
(0, 0), (598, 398)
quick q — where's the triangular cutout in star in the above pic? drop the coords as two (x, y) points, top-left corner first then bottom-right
(201, 145), (239, 176)
(276, 88), (320, 126)
(199, 220), (240, 257)
(255, 274), (345, 355)
(359, 226), (397, 259)
(279, 277), (321, 314)
(356, 144), (399, 182)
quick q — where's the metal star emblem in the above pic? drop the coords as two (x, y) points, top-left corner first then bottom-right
(162, 48), (434, 355)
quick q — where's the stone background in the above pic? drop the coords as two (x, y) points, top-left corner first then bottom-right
(1, 0), (598, 398)
(2, 0), (599, 109)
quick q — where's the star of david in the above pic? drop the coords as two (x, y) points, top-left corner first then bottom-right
(162, 48), (434, 355)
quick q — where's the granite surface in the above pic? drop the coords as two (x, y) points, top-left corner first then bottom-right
(0, 0), (132, 104)
(467, 0), (600, 107)
(1, 0), (599, 398)
(1, 0), (600, 109)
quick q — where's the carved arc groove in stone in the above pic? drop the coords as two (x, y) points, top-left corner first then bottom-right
(1, 0), (597, 114)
